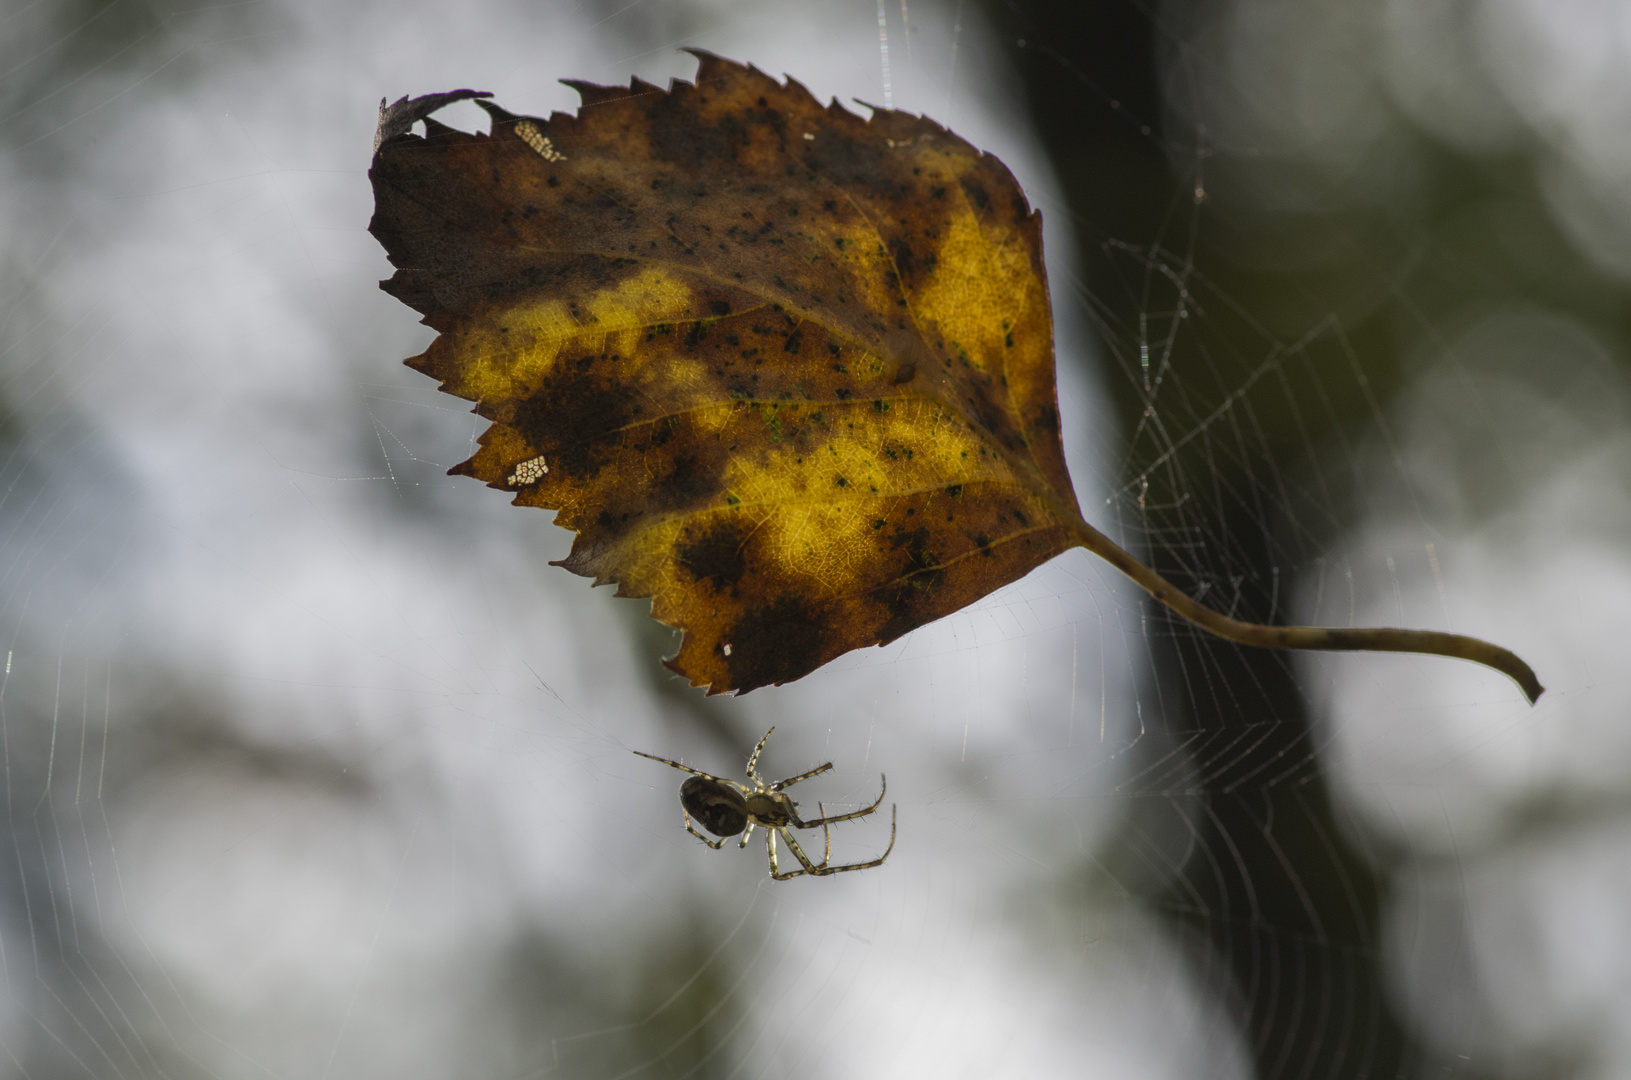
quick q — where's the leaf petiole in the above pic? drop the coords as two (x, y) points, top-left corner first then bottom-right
(1067, 517), (1544, 704)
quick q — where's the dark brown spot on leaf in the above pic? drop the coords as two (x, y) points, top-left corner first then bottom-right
(677, 520), (749, 592)
(724, 594), (827, 691)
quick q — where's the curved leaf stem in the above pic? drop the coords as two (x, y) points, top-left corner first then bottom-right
(1068, 517), (1544, 704)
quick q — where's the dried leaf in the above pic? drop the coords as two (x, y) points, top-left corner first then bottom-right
(369, 52), (1542, 702)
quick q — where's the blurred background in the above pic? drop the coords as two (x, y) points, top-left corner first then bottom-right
(0, 0), (1627, 1076)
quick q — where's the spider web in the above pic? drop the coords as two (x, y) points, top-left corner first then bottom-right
(0, 0), (1628, 1078)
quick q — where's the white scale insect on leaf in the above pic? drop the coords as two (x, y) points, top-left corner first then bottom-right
(514, 120), (566, 162)
(507, 455), (549, 486)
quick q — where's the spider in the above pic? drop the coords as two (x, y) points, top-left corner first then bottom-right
(634, 726), (895, 881)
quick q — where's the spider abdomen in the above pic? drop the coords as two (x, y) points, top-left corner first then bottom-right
(681, 776), (748, 837)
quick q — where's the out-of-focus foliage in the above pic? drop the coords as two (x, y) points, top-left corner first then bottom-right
(2, 0), (1627, 1078)
(988, 3), (1631, 1079)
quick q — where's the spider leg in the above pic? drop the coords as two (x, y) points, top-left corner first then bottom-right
(744, 727), (775, 780)
(803, 805), (897, 877)
(632, 750), (732, 787)
(766, 827), (799, 880)
(769, 826), (824, 881)
(770, 762), (833, 791)
(737, 822), (755, 849)
(682, 811), (727, 850)
(818, 802), (832, 866)
(792, 774), (888, 828)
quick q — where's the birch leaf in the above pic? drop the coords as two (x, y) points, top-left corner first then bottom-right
(368, 53), (1543, 702)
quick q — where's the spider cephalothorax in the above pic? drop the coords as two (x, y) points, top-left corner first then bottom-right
(636, 727), (895, 880)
